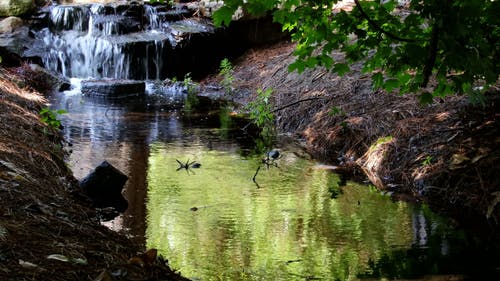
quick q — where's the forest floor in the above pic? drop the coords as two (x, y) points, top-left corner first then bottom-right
(203, 41), (500, 239)
(0, 66), (189, 281)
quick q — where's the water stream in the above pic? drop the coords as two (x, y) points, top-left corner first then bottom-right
(49, 92), (499, 280)
(41, 2), (498, 280)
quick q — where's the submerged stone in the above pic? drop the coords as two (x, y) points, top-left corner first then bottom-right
(80, 160), (128, 212)
(81, 79), (146, 97)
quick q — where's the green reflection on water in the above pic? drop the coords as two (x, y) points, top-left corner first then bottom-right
(146, 141), (420, 280)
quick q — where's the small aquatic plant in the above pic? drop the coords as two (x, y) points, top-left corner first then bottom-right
(39, 108), (67, 130)
(219, 58), (235, 95)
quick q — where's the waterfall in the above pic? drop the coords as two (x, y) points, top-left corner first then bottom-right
(33, 2), (220, 81)
(40, 3), (172, 80)
(144, 5), (162, 30)
(49, 5), (90, 32)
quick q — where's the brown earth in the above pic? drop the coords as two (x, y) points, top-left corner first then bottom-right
(0, 65), (189, 281)
(203, 41), (500, 237)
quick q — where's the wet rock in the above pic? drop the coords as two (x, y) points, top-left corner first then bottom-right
(0, 16), (23, 33)
(28, 63), (71, 92)
(0, 45), (22, 66)
(23, 1), (288, 80)
(81, 79), (146, 98)
(92, 14), (141, 35)
(34, 0), (50, 7)
(79, 160), (128, 212)
(145, 4), (192, 22)
(48, 5), (91, 32)
(267, 149), (280, 160)
(0, 24), (36, 60)
(0, 0), (36, 17)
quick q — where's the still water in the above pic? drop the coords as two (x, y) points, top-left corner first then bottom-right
(51, 91), (498, 281)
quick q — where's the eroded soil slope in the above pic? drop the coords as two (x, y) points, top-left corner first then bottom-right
(0, 66), (188, 281)
(204, 41), (500, 235)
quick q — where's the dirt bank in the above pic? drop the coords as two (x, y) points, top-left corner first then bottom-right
(0, 66), (189, 280)
(203, 41), (500, 236)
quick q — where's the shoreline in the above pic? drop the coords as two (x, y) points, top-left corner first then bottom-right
(202, 40), (500, 237)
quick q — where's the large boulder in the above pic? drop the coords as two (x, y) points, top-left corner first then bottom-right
(0, 0), (36, 17)
(0, 16), (23, 33)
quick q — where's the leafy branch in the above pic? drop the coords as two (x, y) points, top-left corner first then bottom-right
(213, 0), (499, 102)
(353, 0), (417, 43)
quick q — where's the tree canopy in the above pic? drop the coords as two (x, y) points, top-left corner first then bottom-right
(212, 0), (499, 103)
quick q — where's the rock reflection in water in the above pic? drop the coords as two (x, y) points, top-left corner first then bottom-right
(52, 90), (499, 280)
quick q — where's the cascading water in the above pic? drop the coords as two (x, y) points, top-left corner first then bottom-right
(36, 2), (210, 81)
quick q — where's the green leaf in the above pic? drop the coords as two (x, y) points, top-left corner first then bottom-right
(213, 6), (236, 27)
(382, 0), (398, 13)
(397, 72), (412, 86)
(372, 72), (384, 89)
(383, 78), (400, 92)
(418, 92), (433, 105)
(246, 1), (276, 16)
(333, 63), (350, 76)
(211, 0), (500, 101)
(288, 61), (306, 73)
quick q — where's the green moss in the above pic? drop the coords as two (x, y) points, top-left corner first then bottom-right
(0, 0), (35, 17)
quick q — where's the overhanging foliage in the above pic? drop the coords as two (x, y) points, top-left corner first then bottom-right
(212, 0), (499, 103)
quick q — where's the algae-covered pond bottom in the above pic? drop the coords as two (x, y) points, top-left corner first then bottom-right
(52, 91), (498, 281)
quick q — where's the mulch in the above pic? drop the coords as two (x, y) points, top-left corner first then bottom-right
(202, 40), (500, 236)
(0, 65), (189, 281)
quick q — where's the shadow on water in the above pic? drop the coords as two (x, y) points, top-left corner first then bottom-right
(50, 90), (499, 281)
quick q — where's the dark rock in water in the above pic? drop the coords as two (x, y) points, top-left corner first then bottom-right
(0, 46), (22, 66)
(81, 79), (146, 98)
(28, 64), (71, 92)
(80, 160), (128, 212)
(58, 81), (71, 92)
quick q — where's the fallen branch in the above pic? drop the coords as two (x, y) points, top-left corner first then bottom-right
(271, 97), (323, 114)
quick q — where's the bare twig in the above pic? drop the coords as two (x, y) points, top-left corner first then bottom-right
(252, 165), (261, 183)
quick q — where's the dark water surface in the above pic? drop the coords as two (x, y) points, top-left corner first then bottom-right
(50, 91), (499, 281)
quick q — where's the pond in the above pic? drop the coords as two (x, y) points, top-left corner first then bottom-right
(50, 89), (499, 281)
